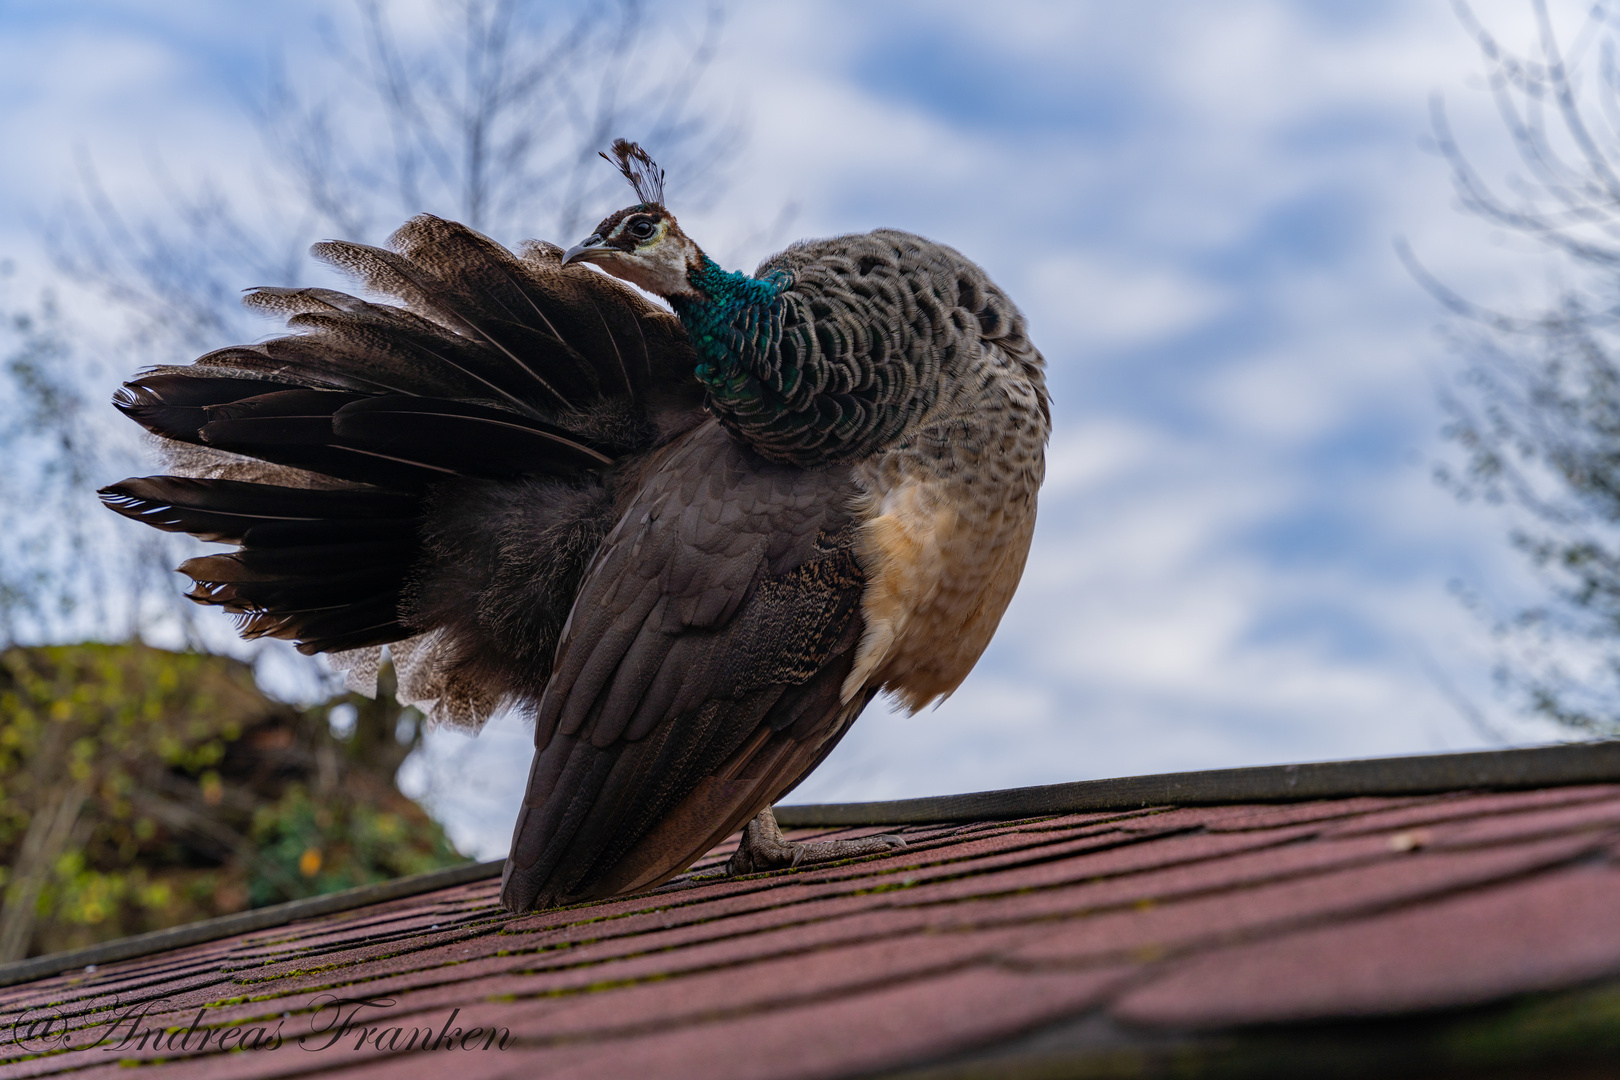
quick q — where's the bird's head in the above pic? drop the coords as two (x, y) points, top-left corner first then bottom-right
(563, 140), (704, 300)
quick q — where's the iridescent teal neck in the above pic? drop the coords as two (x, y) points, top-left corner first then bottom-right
(669, 256), (790, 388)
(671, 253), (885, 463)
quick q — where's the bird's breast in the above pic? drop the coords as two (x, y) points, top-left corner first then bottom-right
(840, 369), (1047, 712)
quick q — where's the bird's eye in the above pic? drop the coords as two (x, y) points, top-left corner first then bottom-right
(628, 218), (657, 240)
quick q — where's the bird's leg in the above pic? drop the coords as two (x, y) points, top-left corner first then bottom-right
(727, 806), (906, 876)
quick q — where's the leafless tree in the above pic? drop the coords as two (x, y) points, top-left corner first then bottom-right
(270, 0), (736, 243)
(54, 0), (736, 348)
(0, 275), (189, 649)
(1416, 0), (1620, 733)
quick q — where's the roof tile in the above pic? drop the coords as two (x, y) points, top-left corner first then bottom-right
(497, 966), (1134, 1080)
(1111, 862), (1620, 1027)
(1000, 832), (1604, 966)
(1199, 795), (1439, 832)
(1319, 786), (1620, 839)
(893, 829), (1398, 914)
(1421, 797), (1620, 848)
(885, 824), (1327, 907)
(412, 928), (1036, 1043)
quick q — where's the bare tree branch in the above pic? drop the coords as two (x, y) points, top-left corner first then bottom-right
(1427, 2), (1620, 734)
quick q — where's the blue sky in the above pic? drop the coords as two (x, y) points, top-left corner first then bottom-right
(0, 1), (1591, 856)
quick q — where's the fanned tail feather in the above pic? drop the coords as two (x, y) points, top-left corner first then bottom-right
(117, 376), (619, 488)
(103, 215), (704, 679)
(99, 476), (420, 652)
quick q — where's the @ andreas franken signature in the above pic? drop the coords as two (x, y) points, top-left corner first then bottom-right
(10, 995), (513, 1055)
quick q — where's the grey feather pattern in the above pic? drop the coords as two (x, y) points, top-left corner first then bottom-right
(709, 230), (1046, 466)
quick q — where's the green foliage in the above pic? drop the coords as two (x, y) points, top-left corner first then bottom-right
(247, 785), (461, 909)
(0, 642), (463, 959)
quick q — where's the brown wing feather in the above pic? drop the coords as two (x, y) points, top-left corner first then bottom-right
(500, 419), (871, 911)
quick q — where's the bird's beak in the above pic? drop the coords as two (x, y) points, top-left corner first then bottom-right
(563, 235), (610, 265)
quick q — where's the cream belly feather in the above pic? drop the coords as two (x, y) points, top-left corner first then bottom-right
(843, 342), (1049, 711)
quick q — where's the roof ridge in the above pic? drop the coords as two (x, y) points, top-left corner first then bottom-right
(772, 740), (1620, 826)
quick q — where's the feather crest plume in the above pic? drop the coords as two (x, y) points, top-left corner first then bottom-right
(602, 139), (665, 208)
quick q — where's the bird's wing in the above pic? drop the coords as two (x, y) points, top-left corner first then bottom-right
(501, 418), (871, 911)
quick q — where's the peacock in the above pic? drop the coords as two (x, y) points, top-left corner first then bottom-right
(102, 141), (1050, 912)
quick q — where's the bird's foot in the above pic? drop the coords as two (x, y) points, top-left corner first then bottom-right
(727, 806), (906, 876)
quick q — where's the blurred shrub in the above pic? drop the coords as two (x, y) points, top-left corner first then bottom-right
(0, 642), (462, 960)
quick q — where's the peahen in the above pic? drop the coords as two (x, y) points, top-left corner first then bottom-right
(102, 141), (1050, 912)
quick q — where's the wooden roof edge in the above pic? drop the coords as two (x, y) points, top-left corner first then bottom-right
(3, 739), (1613, 990)
(0, 858), (505, 990)
(771, 739), (1620, 827)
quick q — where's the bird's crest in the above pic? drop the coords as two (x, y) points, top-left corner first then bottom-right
(602, 139), (666, 209)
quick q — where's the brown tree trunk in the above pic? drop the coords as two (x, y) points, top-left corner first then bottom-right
(0, 777), (90, 962)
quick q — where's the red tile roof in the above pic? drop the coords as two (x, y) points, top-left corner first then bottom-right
(3, 747), (1620, 1078)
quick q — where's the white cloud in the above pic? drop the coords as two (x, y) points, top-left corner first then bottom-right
(1040, 420), (1159, 496)
(1025, 254), (1231, 350)
(0, 0), (1598, 854)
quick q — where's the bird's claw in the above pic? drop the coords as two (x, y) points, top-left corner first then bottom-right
(727, 808), (907, 877)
